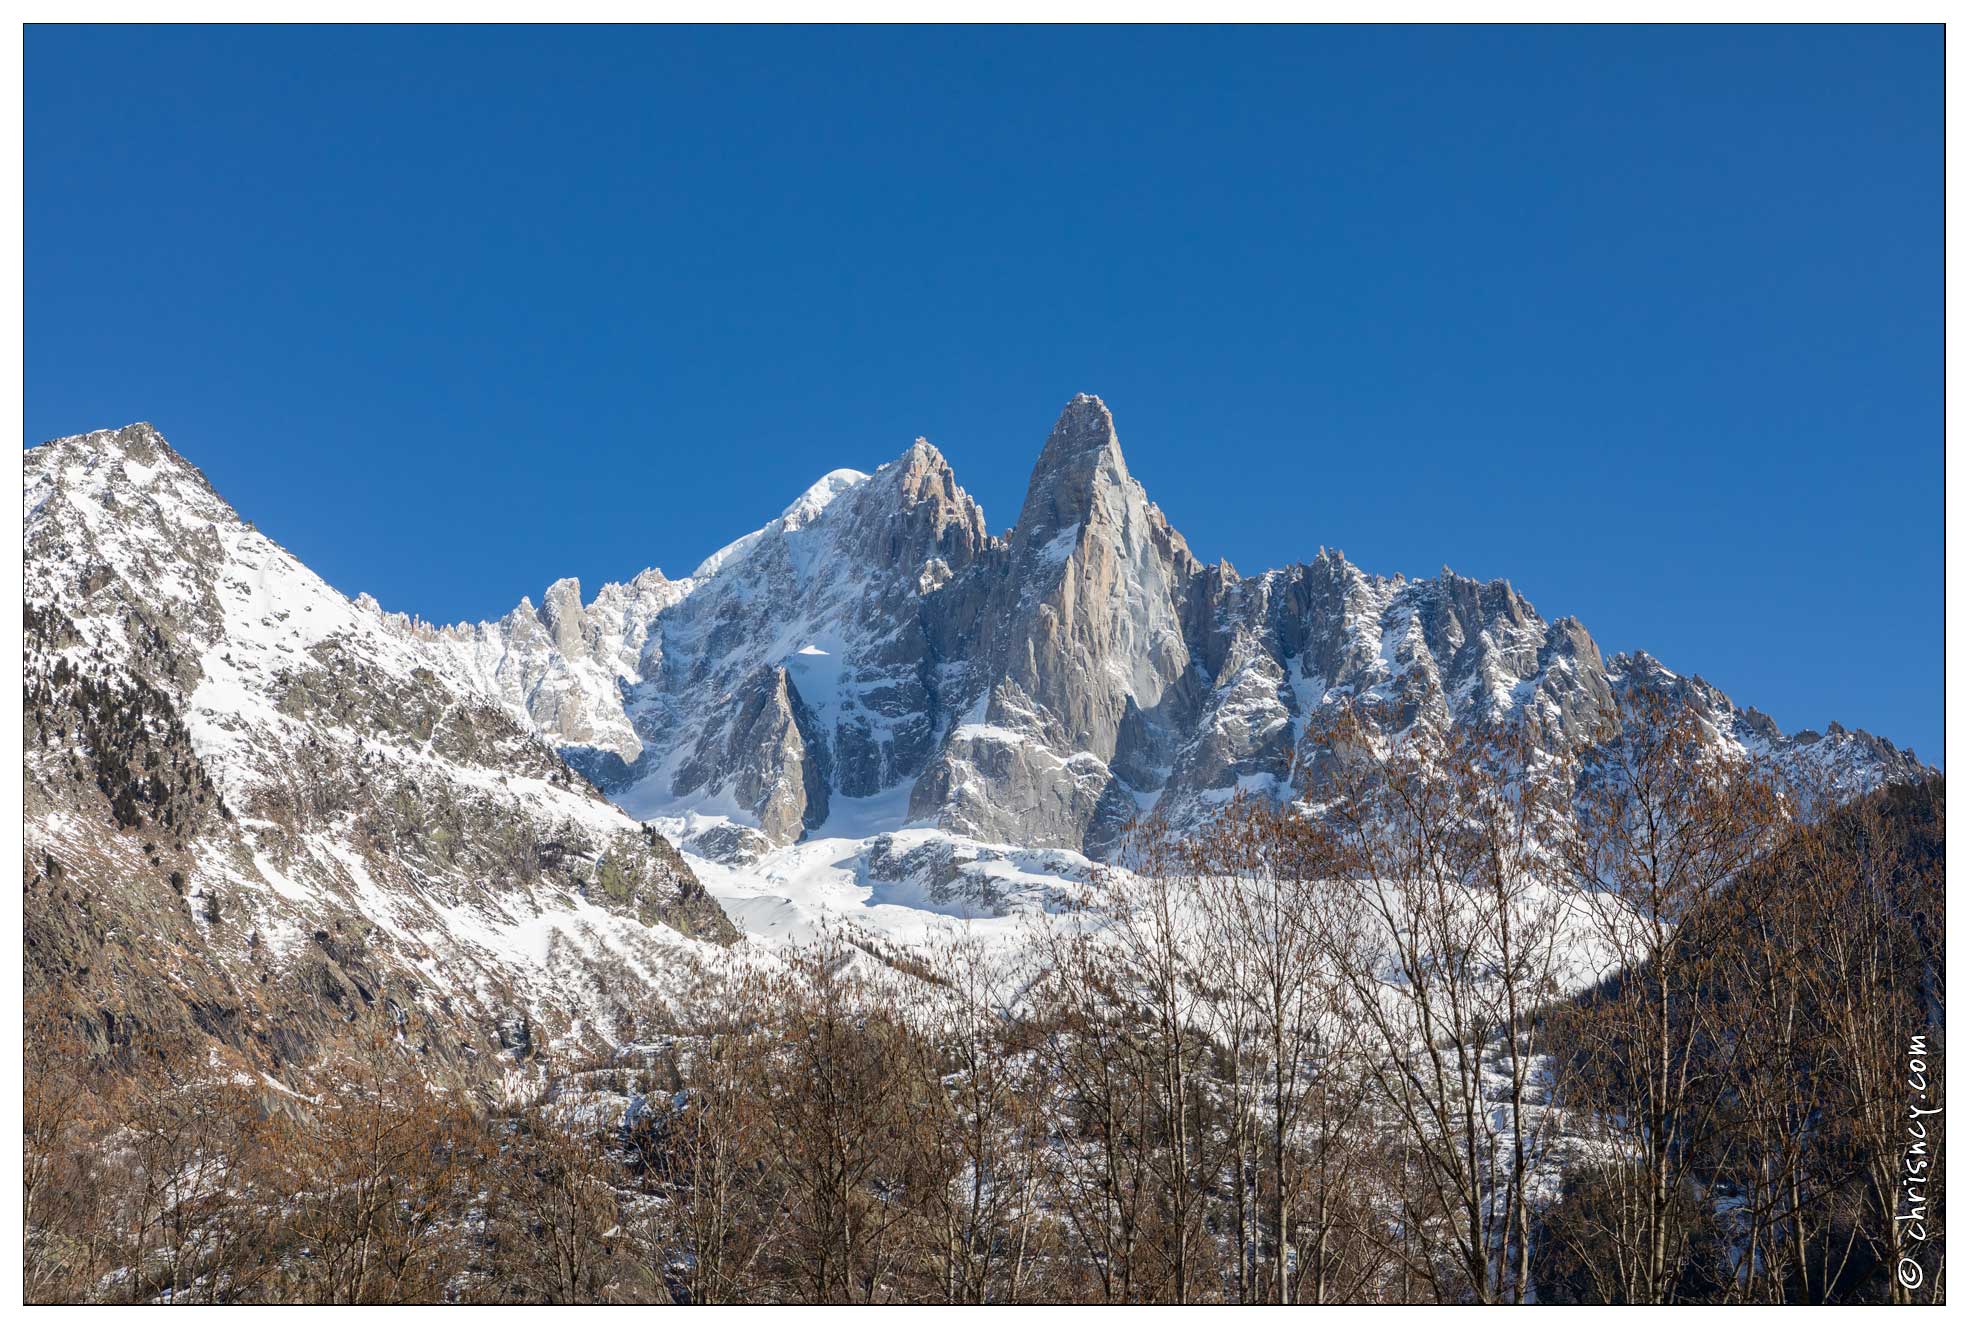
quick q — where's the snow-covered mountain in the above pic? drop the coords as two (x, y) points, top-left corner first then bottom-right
(23, 424), (736, 1079)
(20, 399), (1926, 1072)
(375, 393), (1927, 862)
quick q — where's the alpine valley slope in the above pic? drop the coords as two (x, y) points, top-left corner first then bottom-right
(21, 397), (1927, 1073)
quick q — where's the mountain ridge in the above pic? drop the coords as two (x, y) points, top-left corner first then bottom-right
(340, 393), (1923, 859)
(20, 400), (1929, 1075)
(30, 399), (1928, 868)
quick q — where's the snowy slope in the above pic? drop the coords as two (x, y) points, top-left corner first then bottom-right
(23, 424), (737, 1078)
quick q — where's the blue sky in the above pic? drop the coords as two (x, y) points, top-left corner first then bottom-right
(26, 25), (1941, 761)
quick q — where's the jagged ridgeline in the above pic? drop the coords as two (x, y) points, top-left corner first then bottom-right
(375, 392), (1922, 861)
(21, 401), (1925, 1078)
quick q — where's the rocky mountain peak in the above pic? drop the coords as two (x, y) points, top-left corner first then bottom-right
(896, 435), (946, 474)
(72, 419), (159, 456)
(1013, 393), (1131, 544)
(26, 420), (223, 529)
(57, 419), (165, 461)
(842, 436), (992, 575)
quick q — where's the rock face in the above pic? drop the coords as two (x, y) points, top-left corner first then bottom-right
(529, 440), (1003, 828)
(22, 424), (738, 1079)
(384, 392), (1922, 857)
(676, 664), (832, 843)
(911, 395), (1204, 854)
